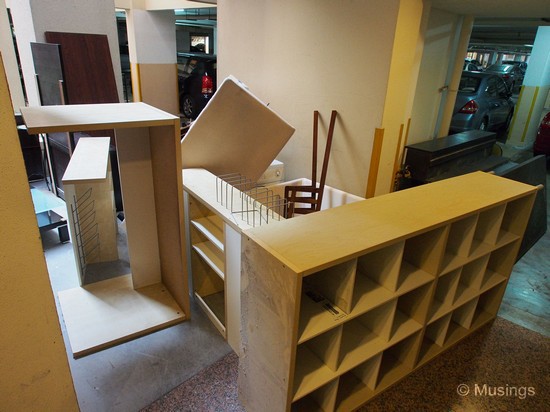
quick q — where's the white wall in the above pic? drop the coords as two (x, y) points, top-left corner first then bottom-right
(9, 0), (123, 106)
(0, 1), (25, 108)
(409, 7), (463, 144)
(218, 0), (400, 197)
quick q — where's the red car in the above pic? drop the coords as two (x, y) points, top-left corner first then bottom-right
(534, 111), (550, 156)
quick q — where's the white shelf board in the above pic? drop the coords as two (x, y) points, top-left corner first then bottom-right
(191, 215), (224, 252)
(193, 242), (225, 280)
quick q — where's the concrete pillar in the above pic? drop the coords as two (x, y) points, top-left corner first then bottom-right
(436, 15), (474, 138)
(125, 8), (179, 115)
(507, 26), (550, 146)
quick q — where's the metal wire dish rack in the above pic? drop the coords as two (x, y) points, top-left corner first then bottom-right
(215, 173), (289, 227)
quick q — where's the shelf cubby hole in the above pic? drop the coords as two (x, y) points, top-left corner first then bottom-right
(301, 325), (343, 372)
(454, 255), (489, 305)
(187, 194), (218, 229)
(482, 242), (519, 290)
(190, 214), (224, 252)
(192, 241), (225, 280)
(376, 332), (421, 390)
(191, 250), (226, 327)
(471, 205), (505, 250)
(391, 284), (431, 342)
(298, 281), (349, 344)
(351, 270), (395, 318)
(500, 195), (536, 240)
(292, 345), (338, 402)
(428, 269), (460, 322)
(471, 282), (507, 329)
(402, 226), (447, 277)
(355, 243), (403, 293)
(451, 298), (478, 330)
(305, 259), (358, 314)
(445, 298), (478, 346)
(291, 378), (338, 412)
(339, 301), (396, 371)
(418, 313), (452, 365)
(441, 215), (476, 273)
(334, 354), (382, 411)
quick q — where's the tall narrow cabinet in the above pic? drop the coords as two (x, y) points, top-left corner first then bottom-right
(239, 172), (538, 412)
(21, 102), (189, 318)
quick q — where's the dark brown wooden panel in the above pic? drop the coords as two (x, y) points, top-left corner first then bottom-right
(44, 31), (119, 105)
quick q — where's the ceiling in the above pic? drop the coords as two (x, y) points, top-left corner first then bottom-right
(430, 0), (550, 53)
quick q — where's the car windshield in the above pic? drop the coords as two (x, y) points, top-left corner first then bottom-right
(458, 76), (481, 93)
(486, 65), (510, 73)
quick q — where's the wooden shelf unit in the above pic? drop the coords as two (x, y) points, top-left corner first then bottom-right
(183, 168), (262, 352)
(21, 103), (189, 342)
(239, 172), (538, 412)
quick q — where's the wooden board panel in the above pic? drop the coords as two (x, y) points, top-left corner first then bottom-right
(244, 172), (538, 276)
(20, 102), (178, 134)
(137, 63), (179, 116)
(240, 236), (301, 412)
(115, 127), (161, 288)
(181, 76), (295, 182)
(30, 42), (64, 105)
(149, 123), (189, 314)
(44, 32), (118, 105)
(58, 274), (185, 358)
(62, 137), (110, 183)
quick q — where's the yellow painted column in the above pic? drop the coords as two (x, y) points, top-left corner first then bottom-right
(507, 26), (550, 146)
(374, 0), (424, 196)
(0, 54), (79, 412)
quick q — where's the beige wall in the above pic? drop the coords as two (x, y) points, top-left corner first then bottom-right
(218, 0), (401, 197)
(0, 55), (78, 411)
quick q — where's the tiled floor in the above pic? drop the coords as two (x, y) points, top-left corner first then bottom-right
(38, 156), (549, 411)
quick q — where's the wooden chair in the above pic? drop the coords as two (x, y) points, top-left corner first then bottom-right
(285, 110), (337, 218)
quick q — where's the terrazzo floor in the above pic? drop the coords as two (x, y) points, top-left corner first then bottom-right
(142, 317), (549, 412)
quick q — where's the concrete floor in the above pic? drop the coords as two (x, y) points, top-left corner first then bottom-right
(40, 201), (233, 412)
(38, 156), (549, 411)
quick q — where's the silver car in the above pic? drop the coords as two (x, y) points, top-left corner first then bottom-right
(450, 71), (514, 134)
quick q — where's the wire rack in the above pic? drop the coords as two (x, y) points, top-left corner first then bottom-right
(215, 173), (288, 227)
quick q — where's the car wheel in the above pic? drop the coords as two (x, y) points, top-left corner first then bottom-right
(182, 95), (197, 119)
(479, 118), (488, 131)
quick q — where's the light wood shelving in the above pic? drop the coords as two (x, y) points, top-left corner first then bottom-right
(239, 171), (538, 412)
(21, 102), (189, 356)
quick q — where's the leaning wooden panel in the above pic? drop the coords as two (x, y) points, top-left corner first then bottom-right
(115, 127), (162, 288)
(239, 236), (301, 412)
(150, 123), (189, 314)
(21, 102), (177, 134)
(181, 76), (295, 182)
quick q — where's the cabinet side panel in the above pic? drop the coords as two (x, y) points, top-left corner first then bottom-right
(115, 127), (161, 287)
(226, 224), (242, 354)
(240, 236), (300, 412)
(150, 123), (189, 314)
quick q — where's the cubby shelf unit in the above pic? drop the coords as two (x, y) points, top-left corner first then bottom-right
(239, 171), (538, 412)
